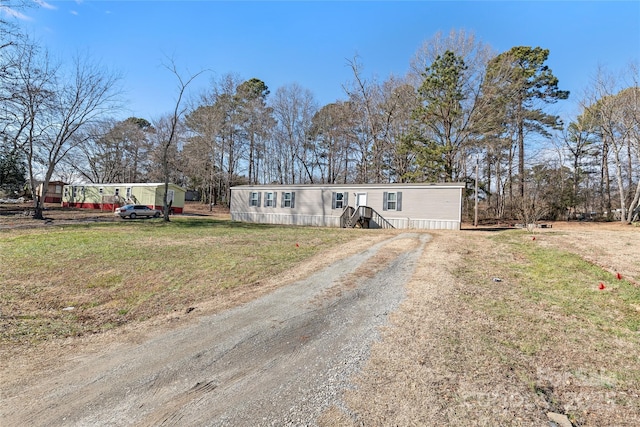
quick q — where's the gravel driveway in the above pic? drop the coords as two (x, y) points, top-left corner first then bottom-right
(2, 232), (430, 426)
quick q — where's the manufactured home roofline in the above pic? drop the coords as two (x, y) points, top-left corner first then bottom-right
(232, 182), (466, 190)
(64, 183), (183, 188)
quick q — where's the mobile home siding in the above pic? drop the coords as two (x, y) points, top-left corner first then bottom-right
(62, 183), (185, 213)
(230, 183), (464, 230)
(36, 181), (67, 203)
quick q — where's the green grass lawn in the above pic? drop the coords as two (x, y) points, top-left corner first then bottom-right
(0, 218), (359, 345)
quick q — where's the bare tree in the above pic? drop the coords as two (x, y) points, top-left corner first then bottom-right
(155, 59), (206, 221)
(69, 117), (153, 184)
(184, 102), (224, 207)
(563, 113), (599, 219)
(269, 83), (317, 184)
(585, 65), (640, 223)
(377, 77), (417, 183)
(309, 101), (359, 183)
(3, 39), (122, 218)
(344, 56), (387, 183)
(1, 41), (54, 197)
(200, 73), (246, 205)
(409, 29), (493, 87)
(0, 0), (29, 53)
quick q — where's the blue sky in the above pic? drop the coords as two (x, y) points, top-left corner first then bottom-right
(15, 1), (640, 123)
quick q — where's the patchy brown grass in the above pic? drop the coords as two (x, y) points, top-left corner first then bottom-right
(326, 224), (640, 427)
(2, 206), (638, 426)
(0, 216), (372, 353)
(0, 201), (231, 228)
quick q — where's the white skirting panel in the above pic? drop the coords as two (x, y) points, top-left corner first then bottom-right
(231, 212), (341, 228)
(382, 218), (460, 230)
(409, 219), (460, 230)
(232, 212), (460, 230)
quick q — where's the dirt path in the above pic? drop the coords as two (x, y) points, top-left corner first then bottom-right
(1, 232), (430, 426)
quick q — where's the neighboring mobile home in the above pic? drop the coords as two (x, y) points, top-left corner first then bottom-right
(230, 183), (465, 230)
(36, 180), (67, 203)
(62, 183), (186, 213)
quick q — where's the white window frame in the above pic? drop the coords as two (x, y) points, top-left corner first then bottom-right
(283, 192), (292, 208)
(249, 192), (260, 207)
(383, 191), (402, 211)
(265, 192), (275, 207)
(280, 191), (294, 208)
(386, 192), (397, 210)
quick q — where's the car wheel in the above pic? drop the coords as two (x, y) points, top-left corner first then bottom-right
(154, 212), (160, 218)
(129, 213), (136, 219)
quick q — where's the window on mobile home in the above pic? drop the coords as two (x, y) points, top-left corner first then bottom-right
(281, 192), (295, 208)
(249, 192), (261, 207)
(383, 191), (402, 211)
(264, 192), (276, 207)
(332, 192), (347, 209)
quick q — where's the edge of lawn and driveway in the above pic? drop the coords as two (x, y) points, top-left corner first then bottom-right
(0, 217), (395, 354)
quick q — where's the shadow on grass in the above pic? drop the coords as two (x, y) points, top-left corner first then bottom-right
(167, 217), (291, 230)
(461, 226), (515, 232)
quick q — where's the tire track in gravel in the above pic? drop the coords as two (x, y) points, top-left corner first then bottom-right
(1, 232), (431, 427)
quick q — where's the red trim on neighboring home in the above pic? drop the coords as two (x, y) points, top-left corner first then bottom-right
(153, 205), (183, 214)
(44, 196), (63, 203)
(63, 202), (183, 214)
(64, 202), (116, 211)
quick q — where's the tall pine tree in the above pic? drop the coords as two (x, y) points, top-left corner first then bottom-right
(410, 50), (469, 182)
(483, 47), (569, 198)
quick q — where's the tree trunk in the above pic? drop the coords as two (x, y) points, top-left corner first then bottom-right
(572, 154), (580, 219)
(612, 146), (627, 222)
(485, 152), (492, 212)
(626, 139), (634, 209)
(248, 132), (255, 184)
(626, 180), (640, 223)
(600, 138), (612, 219)
(518, 118), (525, 199)
(507, 143), (515, 212)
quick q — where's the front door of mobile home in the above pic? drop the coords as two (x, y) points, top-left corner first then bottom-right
(356, 193), (367, 207)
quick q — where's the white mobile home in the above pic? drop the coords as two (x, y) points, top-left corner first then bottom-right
(230, 183), (465, 230)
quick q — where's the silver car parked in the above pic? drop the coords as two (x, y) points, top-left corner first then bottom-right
(115, 204), (162, 219)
